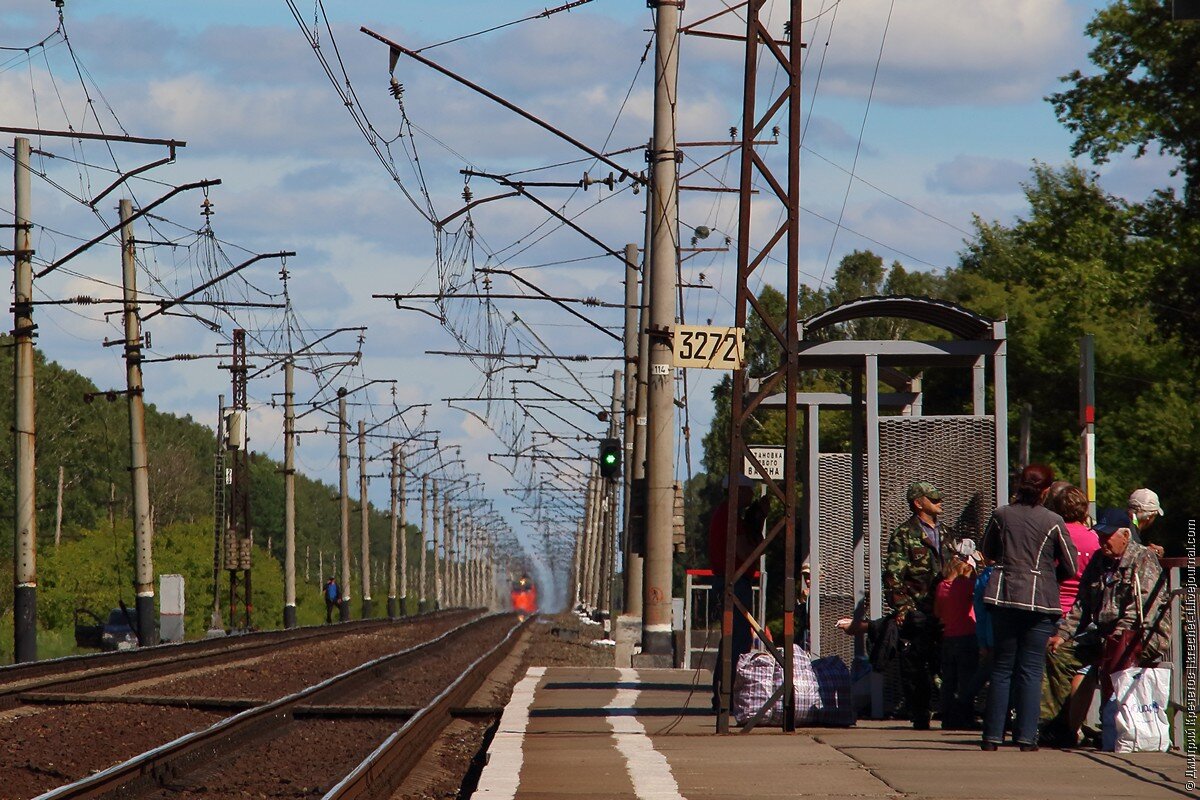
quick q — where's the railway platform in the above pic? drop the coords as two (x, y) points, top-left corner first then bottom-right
(473, 666), (1189, 800)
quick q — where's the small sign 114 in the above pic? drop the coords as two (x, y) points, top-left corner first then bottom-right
(671, 324), (745, 370)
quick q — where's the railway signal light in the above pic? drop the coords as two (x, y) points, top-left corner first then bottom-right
(598, 437), (621, 479)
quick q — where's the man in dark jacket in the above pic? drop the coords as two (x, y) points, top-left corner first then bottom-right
(884, 481), (957, 729)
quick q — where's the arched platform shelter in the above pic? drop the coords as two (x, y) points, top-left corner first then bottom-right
(760, 295), (1008, 718)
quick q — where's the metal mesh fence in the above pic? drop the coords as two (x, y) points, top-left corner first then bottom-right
(878, 416), (997, 558)
(817, 453), (859, 667)
(814, 415), (998, 715)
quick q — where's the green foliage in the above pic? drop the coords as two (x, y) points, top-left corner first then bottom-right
(947, 162), (1200, 533)
(1050, 0), (1200, 213)
(1049, 2), (1200, 356)
(0, 342), (437, 662)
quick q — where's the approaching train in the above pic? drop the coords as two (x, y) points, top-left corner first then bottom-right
(510, 575), (538, 617)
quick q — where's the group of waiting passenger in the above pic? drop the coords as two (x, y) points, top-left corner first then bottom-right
(853, 470), (1169, 750)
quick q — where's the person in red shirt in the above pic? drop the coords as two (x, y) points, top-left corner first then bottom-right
(935, 541), (979, 729)
(709, 477), (769, 709)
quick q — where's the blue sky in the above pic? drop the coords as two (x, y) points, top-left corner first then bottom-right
(1, 0), (1182, 608)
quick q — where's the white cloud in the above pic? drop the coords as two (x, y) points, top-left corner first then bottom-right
(798, 0), (1083, 106)
(927, 155), (1028, 196)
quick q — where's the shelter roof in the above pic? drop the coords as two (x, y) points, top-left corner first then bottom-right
(801, 295), (998, 340)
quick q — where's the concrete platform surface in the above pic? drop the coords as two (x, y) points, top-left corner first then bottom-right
(473, 666), (1191, 800)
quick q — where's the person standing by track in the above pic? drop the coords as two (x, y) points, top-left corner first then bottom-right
(979, 465), (1078, 751)
(324, 577), (340, 624)
(884, 481), (956, 730)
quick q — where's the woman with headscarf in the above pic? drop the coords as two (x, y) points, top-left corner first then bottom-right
(979, 465), (1078, 751)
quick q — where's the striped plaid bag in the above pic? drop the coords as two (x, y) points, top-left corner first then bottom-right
(732, 650), (783, 726)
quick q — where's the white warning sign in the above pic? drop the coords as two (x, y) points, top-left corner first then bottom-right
(743, 445), (785, 481)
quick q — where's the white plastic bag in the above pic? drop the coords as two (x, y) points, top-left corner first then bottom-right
(1107, 666), (1171, 753)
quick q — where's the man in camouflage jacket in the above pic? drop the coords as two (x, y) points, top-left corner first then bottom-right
(1052, 509), (1169, 676)
(884, 481), (960, 729)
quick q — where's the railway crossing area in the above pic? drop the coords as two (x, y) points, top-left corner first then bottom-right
(474, 666), (1189, 800)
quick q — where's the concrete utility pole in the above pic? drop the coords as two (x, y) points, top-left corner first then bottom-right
(432, 479), (443, 609)
(358, 420), (372, 618)
(54, 466), (64, 549)
(642, 0), (681, 660)
(120, 198), (157, 647)
(604, 368), (622, 615)
(585, 469), (603, 609)
(283, 360), (297, 628)
(621, 243), (640, 614)
(12, 137), (37, 662)
(337, 388), (352, 621)
(388, 444), (402, 617)
(446, 504), (456, 606)
(451, 509), (461, 606)
(419, 475), (429, 611)
(571, 519), (584, 609)
(629, 216), (652, 619)
(583, 477), (597, 610)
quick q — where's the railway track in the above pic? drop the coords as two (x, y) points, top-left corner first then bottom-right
(0, 611), (481, 799)
(0, 611), (464, 712)
(29, 613), (528, 800)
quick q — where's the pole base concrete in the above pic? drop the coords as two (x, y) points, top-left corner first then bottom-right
(14, 585), (36, 663)
(632, 652), (673, 668)
(135, 594), (156, 647)
(283, 604), (297, 629)
(387, 597), (399, 618)
(339, 600), (351, 622)
(614, 615), (641, 668)
(361, 598), (373, 619)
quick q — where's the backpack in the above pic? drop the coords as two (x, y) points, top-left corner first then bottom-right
(866, 614), (900, 673)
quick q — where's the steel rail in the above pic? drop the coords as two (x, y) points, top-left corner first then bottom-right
(323, 615), (531, 798)
(34, 612), (515, 799)
(0, 611), (456, 712)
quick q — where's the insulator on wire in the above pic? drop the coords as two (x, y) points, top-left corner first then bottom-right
(389, 77), (405, 101)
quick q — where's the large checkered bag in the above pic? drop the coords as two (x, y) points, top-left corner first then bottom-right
(733, 647), (825, 726)
(732, 650), (783, 726)
(791, 646), (822, 724)
(810, 655), (856, 726)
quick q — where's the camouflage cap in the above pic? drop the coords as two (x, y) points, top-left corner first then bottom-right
(906, 481), (943, 503)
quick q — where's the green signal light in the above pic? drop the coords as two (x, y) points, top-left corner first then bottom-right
(598, 437), (621, 478)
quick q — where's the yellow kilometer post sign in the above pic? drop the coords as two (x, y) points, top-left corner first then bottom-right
(671, 324), (745, 370)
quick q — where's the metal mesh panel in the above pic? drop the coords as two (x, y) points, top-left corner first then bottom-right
(877, 416), (997, 560)
(816, 416), (997, 716)
(817, 453), (859, 666)
(873, 416), (996, 715)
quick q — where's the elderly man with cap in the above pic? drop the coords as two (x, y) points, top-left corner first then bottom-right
(1127, 488), (1166, 558)
(1050, 508), (1169, 708)
(885, 480), (959, 729)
